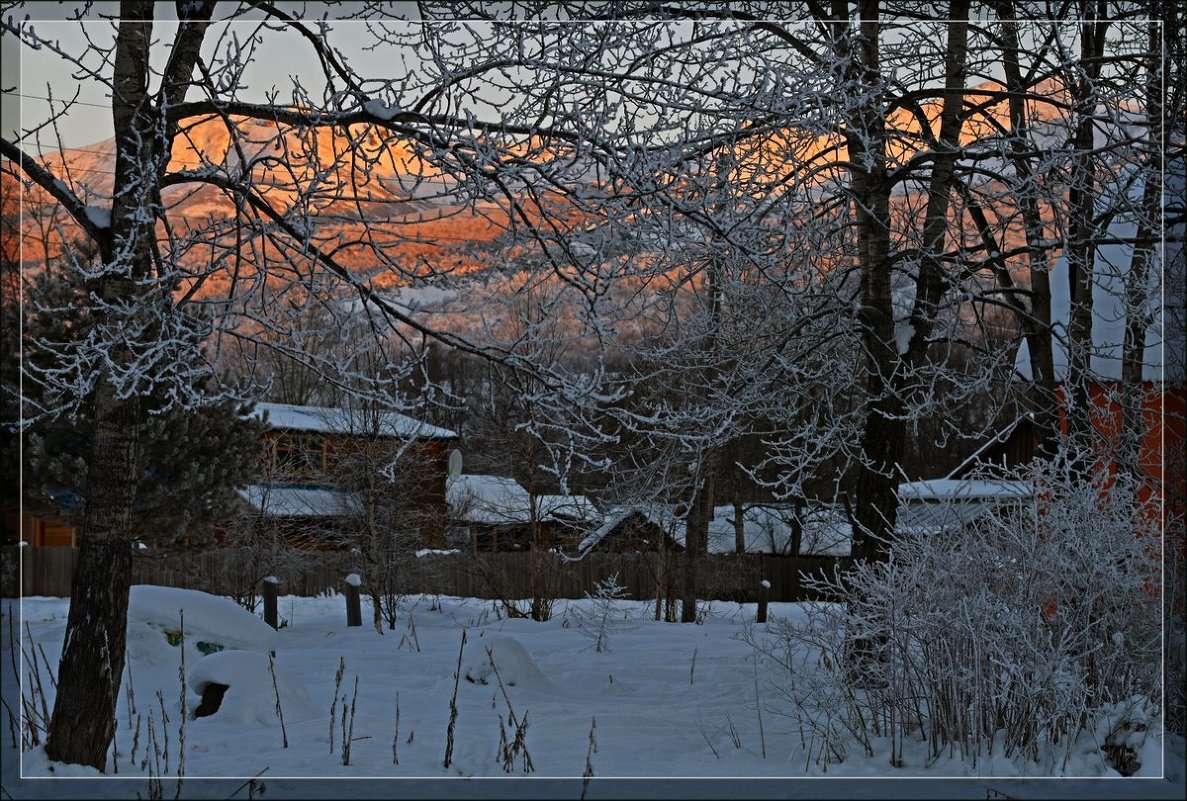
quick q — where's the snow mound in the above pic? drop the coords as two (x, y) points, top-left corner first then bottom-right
(188, 650), (319, 726)
(462, 635), (548, 688)
(128, 585), (278, 656)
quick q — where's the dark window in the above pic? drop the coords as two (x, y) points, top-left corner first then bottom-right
(274, 433), (325, 479)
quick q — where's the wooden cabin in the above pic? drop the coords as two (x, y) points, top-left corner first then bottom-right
(6, 401), (459, 551)
(446, 473), (601, 552)
(235, 402), (458, 550)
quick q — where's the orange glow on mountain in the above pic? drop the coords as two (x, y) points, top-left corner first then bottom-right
(1, 78), (1085, 303)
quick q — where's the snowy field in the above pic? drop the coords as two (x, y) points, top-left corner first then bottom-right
(2, 590), (1184, 800)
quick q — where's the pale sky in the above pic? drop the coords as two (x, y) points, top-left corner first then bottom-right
(1, 3), (425, 154)
(1, 7), (1156, 160)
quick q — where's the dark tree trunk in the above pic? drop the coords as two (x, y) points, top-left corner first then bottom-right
(789, 498), (804, 557)
(44, 505), (134, 769)
(680, 458), (716, 623)
(44, 3), (156, 767)
(849, 0), (969, 564)
(1119, 16), (1164, 482)
(733, 499), (745, 554)
(838, 0), (969, 678)
(845, 3), (899, 565)
(1064, 5), (1110, 446)
(994, 1), (1061, 454)
(44, 1), (215, 769)
(680, 501), (702, 623)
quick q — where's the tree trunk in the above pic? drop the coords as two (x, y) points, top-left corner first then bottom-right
(45, 1), (215, 768)
(1064, 6), (1111, 446)
(44, 3), (157, 767)
(733, 499), (745, 554)
(849, 0), (969, 564)
(680, 458), (717, 623)
(789, 498), (804, 557)
(44, 384), (138, 769)
(1119, 15), (1164, 483)
(994, 1), (1061, 454)
(844, 3), (899, 565)
(841, 0), (968, 678)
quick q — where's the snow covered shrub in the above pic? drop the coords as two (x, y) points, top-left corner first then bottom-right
(756, 449), (1163, 771)
(1165, 520), (1186, 738)
(570, 573), (634, 652)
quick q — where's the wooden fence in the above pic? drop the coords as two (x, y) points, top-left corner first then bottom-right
(1, 546), (851, 604)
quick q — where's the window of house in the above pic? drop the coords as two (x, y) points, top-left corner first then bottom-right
(274, 433), (326, 479)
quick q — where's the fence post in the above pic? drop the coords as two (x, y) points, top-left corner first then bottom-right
(344, 573), (362, 627)
(756, 578), (770, 624)
(263, 576), (279, 629)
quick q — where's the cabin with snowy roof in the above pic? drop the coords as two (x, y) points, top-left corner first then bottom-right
(234, 402), (458, 550)
(445, 473), (601, 552)
(577, 503), (852, 557)
(894, 478), (1034, 536)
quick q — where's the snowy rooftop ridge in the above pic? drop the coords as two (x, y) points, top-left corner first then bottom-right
(237, 483), (360, 518)
(447, 474), (532, 524)
(536, 494), (601, 524)
(896, 478), (1033, 501)
(447, 474), (601, 526)
(578, 503), (852, 556)
(895, 477), (1034, 536)
(253, 401), (457, 440)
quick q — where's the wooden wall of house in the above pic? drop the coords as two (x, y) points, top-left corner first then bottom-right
(1078, 381), (1187, 535)
(255, 429), (453, 547)
(455, 520), (597, 553)
(2, 508), (76, 547)
(960, 382), (1184, 538)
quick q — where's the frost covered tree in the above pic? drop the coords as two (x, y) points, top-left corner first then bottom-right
(18, 252), (262, 545)
(2, 0), (1178, 770)
(571, 572), (632, 653)
(754, 449), (1164, 769)
(1, 2), (628, 767)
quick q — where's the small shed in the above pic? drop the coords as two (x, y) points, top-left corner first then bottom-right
(578, 503), (852, 557)
(895, 478), (1034, 535)
(446, 474), (601, 551)
(578, 506), (684, 555)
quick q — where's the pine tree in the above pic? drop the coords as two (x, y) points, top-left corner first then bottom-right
(19, 251), (263, 548)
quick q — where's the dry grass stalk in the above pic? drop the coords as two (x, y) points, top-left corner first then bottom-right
(443, 629), (466, 769)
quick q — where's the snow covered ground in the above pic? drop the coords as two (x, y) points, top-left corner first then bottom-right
(2, 590), (1183, 799)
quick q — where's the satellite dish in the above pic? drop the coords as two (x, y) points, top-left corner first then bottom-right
(447, 449), (463, 479)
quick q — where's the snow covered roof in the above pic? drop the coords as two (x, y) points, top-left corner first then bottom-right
(895, 479), (1033, 535)
(1013, 166), (1185, 384)
(578, 503), (852, 556)
(447, 474), (533, 524)
(253, 402), (457, 439)
(896, 478), (1032, 501)
(536, 494), (601, 524)
(237, 483), (360, 518)
(446, 475), (598, 527)
(577, 505), (680, 554)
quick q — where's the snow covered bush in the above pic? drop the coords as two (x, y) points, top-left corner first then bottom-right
(755, 449), (1164, 772)
(570, 573), (634, 653)
(1166, 532), (1186, 738)
(462, 636), (549, 689)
